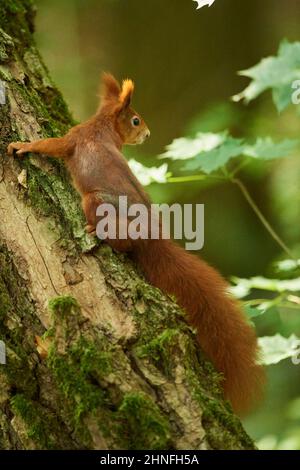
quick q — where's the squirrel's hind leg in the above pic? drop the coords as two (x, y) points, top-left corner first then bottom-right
(82, 192), (133, 252)
(82, 192), (100, 237)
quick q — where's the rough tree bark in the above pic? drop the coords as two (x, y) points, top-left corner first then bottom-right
(0, 0), (255, 450)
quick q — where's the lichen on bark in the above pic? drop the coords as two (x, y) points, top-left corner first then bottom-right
(0, 0), (256, 450)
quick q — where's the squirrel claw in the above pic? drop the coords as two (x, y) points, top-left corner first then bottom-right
(7, 142), (30, 156)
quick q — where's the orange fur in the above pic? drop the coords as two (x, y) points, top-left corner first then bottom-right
(100, 72), (121, 102)
(7, 74), (265, 414)
(119, 79), (134, 105)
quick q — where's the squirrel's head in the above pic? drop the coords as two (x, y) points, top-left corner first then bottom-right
(99, 73), (150, 145)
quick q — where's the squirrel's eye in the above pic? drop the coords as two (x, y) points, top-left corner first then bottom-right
(132, 116), (140, 127)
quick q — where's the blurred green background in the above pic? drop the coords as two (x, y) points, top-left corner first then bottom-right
(35, 0), (300, 448)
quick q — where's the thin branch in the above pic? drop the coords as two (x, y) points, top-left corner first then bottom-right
(168, 169), (296, 262)
(232, 177), (296, 261)
(167, 174), (226, 184)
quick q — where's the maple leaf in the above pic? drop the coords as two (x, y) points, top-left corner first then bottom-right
(193, 0), (215, 9)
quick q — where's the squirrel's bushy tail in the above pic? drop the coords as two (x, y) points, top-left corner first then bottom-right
(134, 239), (264, 414)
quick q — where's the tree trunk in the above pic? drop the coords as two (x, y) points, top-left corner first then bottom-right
(0, 0), (255, 450)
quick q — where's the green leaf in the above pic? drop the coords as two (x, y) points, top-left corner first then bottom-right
(182, 136), (245, 174)
(243, 303), (279, 319)
(258, 334), (300, 365)
(272, 84), (294, 113)
(128, 160), (170, 186)
(243, 138), (299, 160)
(273, 259), (300, 277)
(244, 305), (265, 319)
(232, 276), (300, 294)
(162, 131), (298, 176)
(276, 259), (300, 271)
(233, 40), (300, 111)
(229, 283), (250, 299)
(160, 132), (226, 161)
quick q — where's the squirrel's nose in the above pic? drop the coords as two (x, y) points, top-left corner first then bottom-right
(145, 130), (150, 139)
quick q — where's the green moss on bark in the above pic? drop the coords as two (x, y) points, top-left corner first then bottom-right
(49, 295), (80, 317)
(117, 392), (171, 450)
(136, 329), (181, 378)
(0, 1), (35, 52)
(0, 245), (75, 449)
(0, 244), (41, 398)
(11, 394), (56, 449)
(46, 295), (177, 449)
(0, 0), (93, 252)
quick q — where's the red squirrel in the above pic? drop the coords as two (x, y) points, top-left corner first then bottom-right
(8, 73), (264, 414)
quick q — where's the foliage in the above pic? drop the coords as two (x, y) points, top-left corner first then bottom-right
(161, 132), (298, 173)
(258, 334), (300, 366)
(131, 41), (300, 381)
(233, 40), (300, 112)
(128, 159), (169, 186)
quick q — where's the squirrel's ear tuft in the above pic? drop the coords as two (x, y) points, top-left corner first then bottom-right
(100, 73), (121, 102)
(119, 79), (134, 108)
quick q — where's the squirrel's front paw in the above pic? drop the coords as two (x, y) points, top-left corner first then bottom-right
(7, 142), (30, 156)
